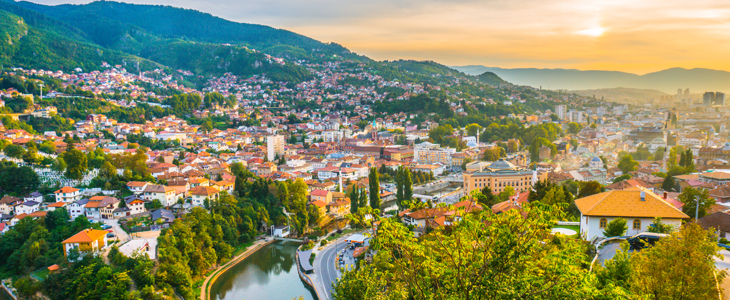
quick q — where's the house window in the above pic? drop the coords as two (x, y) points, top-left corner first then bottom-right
(633, 219), (641, 230)
(599, 218), (607, 229)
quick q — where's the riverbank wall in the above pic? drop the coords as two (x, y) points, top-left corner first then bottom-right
(202, 239), (274, 300)
(296, 250), (324, 300)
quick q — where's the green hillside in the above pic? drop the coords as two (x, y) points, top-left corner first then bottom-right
(476, 71), (506, 86)
(1, 0), (315, 82)
(14, 0), (357, 60)
(0, 3), (158, 72)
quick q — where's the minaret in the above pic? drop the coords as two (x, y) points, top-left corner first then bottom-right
(338, 166), (343, 193)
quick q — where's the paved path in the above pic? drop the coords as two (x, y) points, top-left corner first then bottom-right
(99, 219), (130, 243)
(313, 237), (352, 300)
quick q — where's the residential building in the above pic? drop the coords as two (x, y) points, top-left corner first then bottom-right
(189, 186), (221, 207)
(267, 135), (286, 162)
(62, 229), (108, 260)
(54, 186), (82, 203)
(311, 189), (333, 204)
(126, 181), (150, 195)
(575, 188), (689, 241)
(142, 185), (178, 207)
(14, 201), (40, 215)
(69, 199), (89, 220)
(0, 195), (22, 215)
(414, 142), (456, 166)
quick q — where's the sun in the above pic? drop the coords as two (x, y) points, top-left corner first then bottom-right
(575, 26), (606, 37)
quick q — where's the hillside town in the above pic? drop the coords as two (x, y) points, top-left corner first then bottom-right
(2, 57), (730, 299)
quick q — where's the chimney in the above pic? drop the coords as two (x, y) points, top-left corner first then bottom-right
(640, 191), (646, 201)
(663, 192), (668, 199)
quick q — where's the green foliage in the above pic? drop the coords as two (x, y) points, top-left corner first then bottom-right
(62, 145), (88, 180)
(603, 218), (628, 237)
(475, 71), (506, 86)
(334, 204), (595, 299)
(629, 223), (725, 299)
(612, 174), (632, 183)
(368, 167), (381, 210)
(617, 154), (639, 174)
(0, 160), (40, 196)
(678, 187), (714, 219)
(647, 217), (674, 234)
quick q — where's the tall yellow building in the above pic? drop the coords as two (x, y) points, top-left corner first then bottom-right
(463, 159), (547, 194)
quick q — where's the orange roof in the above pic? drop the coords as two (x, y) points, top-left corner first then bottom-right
(54, 186), (79, 194)
(126, 181), (149, 187)
(574, 188), (689, 219)
(190, 186), (220, 196)
(47, 202), (67, 207)
(47, 264), (60, 271)
(29, 211), (47, 218)
(62, 229), (108, 244)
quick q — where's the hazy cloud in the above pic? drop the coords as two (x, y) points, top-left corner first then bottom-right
(27, 0), (730, 73)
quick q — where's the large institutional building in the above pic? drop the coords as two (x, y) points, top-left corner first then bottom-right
(462, 159), (547, 195)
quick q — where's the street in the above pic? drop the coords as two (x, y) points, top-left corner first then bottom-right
(316, 240), (348, 299)
(96, 218), (130, 243)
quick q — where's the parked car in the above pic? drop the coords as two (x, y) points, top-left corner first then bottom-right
(107, 232), (116, 238)
(628, 232), (668, 250)
(101, 224), (112, 230)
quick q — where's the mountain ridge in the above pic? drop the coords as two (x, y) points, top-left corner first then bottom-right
(451, 65), (730, 93)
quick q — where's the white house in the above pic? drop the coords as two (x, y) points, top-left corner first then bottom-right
(68, 199), (89, 220)
(189, 186), (220, 207)
(14, 201), (41, 215)
(575, 188), (689, 241)
(54, 187), (82, 203)
(126, 181), (150, 195)
(142, 185), (178, 207)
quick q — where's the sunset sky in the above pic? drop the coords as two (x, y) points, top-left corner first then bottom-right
(31, 0), (730, 74)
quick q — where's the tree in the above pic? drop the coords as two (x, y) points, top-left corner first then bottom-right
(63, 147), (88, 180)
(603, 218), (628, 237)
(567, 122), (582, 134)
(403, 168), (413, 204)
(334, 204), (595, 299)
(395, 167), (404, 208)
(465, 123), (481, 137)
(647, 217), (674, 234)
(578, 181), (604, 198)
(612, 174), (632, 183)
(4, 144), (25, 159)
(678, 187), (714, 219)
(528, 179), (556, 202)
(368, 167), (381, 210)
(350, 185), (360, 214)
(661, 175), (678, 192)
(499, 186), (515, 201)
(99, 161), (117, 180)
(617, 155), (639, 174)
(630, 223), (725, 299)
(483, 146), (506, 161)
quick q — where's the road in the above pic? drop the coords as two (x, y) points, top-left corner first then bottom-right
(314, 239), (349, 300)
(98, 219), (130, 243)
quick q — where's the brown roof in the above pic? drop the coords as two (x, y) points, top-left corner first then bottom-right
(574, 188), (689, 219)
(699, 211), (730, 233)
(605, 179), (653, 190)
(0, 195), (21, 205)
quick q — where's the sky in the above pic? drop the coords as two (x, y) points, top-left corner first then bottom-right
(27, 0), (730, 74)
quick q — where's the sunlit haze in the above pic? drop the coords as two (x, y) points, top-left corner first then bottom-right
(25, 0), (730, 74)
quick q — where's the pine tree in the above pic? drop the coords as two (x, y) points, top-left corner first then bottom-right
(350, 185), (360, 214)
(368, 167), (381, 210)
(404, 168), (413, 202)
(396, 167), (404, 208)
(358, 188), (368, 209)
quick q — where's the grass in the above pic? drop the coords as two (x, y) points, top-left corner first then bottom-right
(553, 224), (580, 232)
(30, 268), (49, 281)
(326, 229), (356, 241)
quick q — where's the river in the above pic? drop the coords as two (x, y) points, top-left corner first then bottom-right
(209, 240), (317, 300)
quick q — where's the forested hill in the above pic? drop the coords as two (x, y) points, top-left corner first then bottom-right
(12, 0), (359, 61)
(0, 1), (159, 72)
(0, 0), (488, 85)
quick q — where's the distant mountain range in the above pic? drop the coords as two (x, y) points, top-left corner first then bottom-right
(451, 65), (730, 94)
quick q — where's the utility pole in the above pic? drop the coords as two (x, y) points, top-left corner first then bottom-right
(695, 195), (700, 221)
(39, 83), (44, 99)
